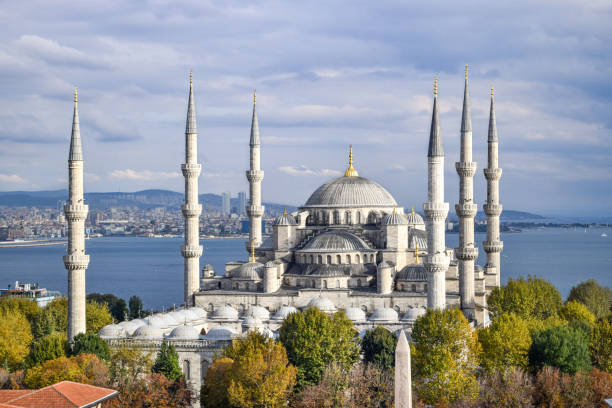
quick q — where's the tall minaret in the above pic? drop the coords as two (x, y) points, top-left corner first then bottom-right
(483, 86), (503, 287)
(423, 78), (449, 309)
(246, 91), (264, 253)
(63, 88), (89, 342)
(181, 72), (203, 306)
(455, 65), (478, 318)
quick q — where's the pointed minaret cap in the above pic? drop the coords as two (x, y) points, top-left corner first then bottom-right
(488, 85), (498, 142)
(69, 87), (83, 161)
(185, 71), (197, 134)
(249, 89), (260, 146)
(344, 145), (359, 177)
(396, 329), (410, 356)
(427, 78), (443, 157)
(461, 65), (472, 132)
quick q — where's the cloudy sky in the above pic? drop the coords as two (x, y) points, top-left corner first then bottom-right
(0, 1), (610, 216)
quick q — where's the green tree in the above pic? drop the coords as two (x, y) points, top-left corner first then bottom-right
(129, 296), (143, 319)
(86, 300), (113, 334)
(488, 276), (562, 320)
(567, 279), (612, 319)
(31, 297), (112, 338)
(279, 308), (360, 389)
(24, 353), (109, 388)
(87, 293), (128, 322)
(529, 325), (591, 374)
(152, 341), (182, 381)
(590, 318), (612, 372)
(411, 307), (480, 405)
(0, 309), (33, 370)
(26, 333), (68, 367)
(71, 333), (111, 361)
(479, 313), (532, 371)
(361, 326), (397, 370)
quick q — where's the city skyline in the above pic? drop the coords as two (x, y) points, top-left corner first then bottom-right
(0, 1), (610, 216)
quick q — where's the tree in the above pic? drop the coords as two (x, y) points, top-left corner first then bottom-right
(488, 276), (562, 320)
(201, 357), (234, 408)
(24, 354), (109, 388)
(478, 313), (532, 370)
(560, 300), (596, 327)
(292, 362), (349, 408)
(361, 326), (397, 370)
(26, 333), (68, 367)
(529, 325), (591, 374)
(152, 341), (182, 381)
(0, 297), (41, 323)
(87, 293), (128, 322)
(478, 367), (534, 408)
(128, 296), (143, 319)
(568, 279), (612, 319)
(0, 309), (33, 370)
(590, 318), (612, 372)
(345, 362), (393, 408)
(31, 297), (112, 338)
(108, 346), (153, 403)
(86, 300), (113, 334)
(71, 333), (111, 361)
(279, 308), (360, 389)
(411, 307), (480, 405)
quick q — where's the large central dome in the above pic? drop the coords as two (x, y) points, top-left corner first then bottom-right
(304, 176), (397, 208)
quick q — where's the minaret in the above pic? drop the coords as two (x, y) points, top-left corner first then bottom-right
(246, 91), (264, 253)
(483, 86), (503, 287)
(423, 78), (449, 309)
(455, 65), (478, 318)
(63, 88), (89, 342)
(181, 72), (203, 306)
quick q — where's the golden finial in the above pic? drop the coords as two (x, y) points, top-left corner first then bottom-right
(393, 205), (397, 214)
(411, 206), (415, 215)
(283, 208), (287, 216)
(465, 64), (468, 80)
(249, 243), (256, 263)
(253, 89), (256, 105)
(434, 77), (438, 97)
(415, 243), (419, 264)
(190, 70), (193, 86)
(74, 87), (78, 103)
(491, 85), (494, 97)
(344, 145), (359, 177)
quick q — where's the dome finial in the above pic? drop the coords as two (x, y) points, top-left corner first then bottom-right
(411, 205), (415, 215)
(249, 242), (256, 263)
(415, 243), (419, 264)
(491, 85), (494, 97)
(283, 207), (287, 216)
(74, 87), (78, 103)
(393, 205), (397, 214)
(344, 145), (359, 177)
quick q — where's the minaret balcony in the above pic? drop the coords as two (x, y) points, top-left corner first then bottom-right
(181, 163), (202, 178)
(181, 203), (202, 217)
(64, 204), (89, 221)
(246, 205), (265, 217)
(483, 204), (503, 216)
(482, 240), (503, 253)
(455, 162), (477, 177)
(455, 203), (478, 218)
(423, 202), (449, 221)
(484, 263), (497, 275)
(484, 168), (502, 181)
(455, 247), (479, 261)
(63, 254), (90, 270)
(181, 245), (203, 258)
(246, 170), (264, 182)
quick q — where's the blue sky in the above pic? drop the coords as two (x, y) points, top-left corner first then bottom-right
(0, 0), (610, 216)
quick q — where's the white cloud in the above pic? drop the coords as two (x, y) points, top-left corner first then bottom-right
(0, 173), (25, 183)
(278, 165), (341, 177)
(107, 169), (181, 180)
(84, 172), (100, 182)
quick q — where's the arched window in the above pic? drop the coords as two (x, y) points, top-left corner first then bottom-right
(334, 211), (340, 224)
(233, 282), (239, 290)
(370, 254), (375, 263)
(336, 280), (340, 288)
(356, 254), (361, 263)
(411, 284), (417, 292)
(345, 211), (351, 224)
(318, 255), (323, 264)
(336, 254), (341, 264)
(357, 278), (362, 287)
(323, 280), (328, 289)
(310, 255), (314, 264)
(424, 283), (428, 293)
(311, 280), (315, 288)
(327, 255), (332, 264)
(346, 254), (351, 264)
(356, 212), (361, 224)
(183, 360), (191, 380)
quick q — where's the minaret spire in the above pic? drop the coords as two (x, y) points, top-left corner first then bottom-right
(455, 65), (478, 321)
(483, 85), (503, 288)
(63, 88), (90, 342)
(246, 90), (265, 253)
(181, 71), (203, 306)
(423, 78), (449, 310)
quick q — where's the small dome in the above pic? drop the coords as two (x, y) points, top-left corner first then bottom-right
(244, 305), (270, 320)
(265, 261), (277, 268)
(167, 310), (187, 323)
(302, 231), (370, 252)
(99, 324), (127, 339)
(343, 307), (366, 322)
(382, 211), (408, 226)
(189, 307), (207, 319)
(369, 308), (399, 322)
(133, 324), (165, 339)
(211, 305), (239, 320)
(401, 307), (426, 322)
(184, 309), (201, 321)
(161, 313), (180, 326)
(168, 325), (201, 340)
(118, 319), (145, 336)
(307, 296), (336, 312)
(205, 326), (238, 341)
(234, 262), (264, 280)
(242, 315), (263, 328)
(396, 264), (427, 281)
(272, 306), (298, 320)
(273, 213), (297, 226)
(406, 209), (424, 225)
(144, 315), (169, 328)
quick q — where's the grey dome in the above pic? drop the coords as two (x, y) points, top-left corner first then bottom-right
(307, 296), (336, 312)
(144, 315), (170, 328)
(397, 264), (427, 281)
(406, 210), (424, 225)
(234, 262), (264, 280)
(378, 261), (393, 269)
(244, 305), (270, 320)
(369, 308), (399, 322)
(205, 326), (237, 340)
(382, 212), (408, 226)
(302, 231), (370, 252)
(343, 307), (366, 322)
(273, 213), (297, 226)
(304, 176), (397, 208)
(402, 307), (426, 322)
(242, 315), (263, 328)
(118, 319), (145, 336)
(272, 306), (298, 320)
(211, 305), (239, 320)
(189, 307), (207, 319)
(168, 325), (201, 340)
(99, 324), (127, 339)
(133, 324), (165, 339)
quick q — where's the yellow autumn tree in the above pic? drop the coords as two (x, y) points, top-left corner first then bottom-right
(24, 353), (109, 388)
(479, 313), (532, 370)
(0, 309), (33, 370)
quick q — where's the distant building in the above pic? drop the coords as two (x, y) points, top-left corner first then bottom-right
(222, 191), (231, 216)
(238, 191), (247, 215)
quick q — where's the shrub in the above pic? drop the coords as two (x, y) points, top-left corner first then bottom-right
(529, 325), (591, 374)
(361, 326), (397, 370)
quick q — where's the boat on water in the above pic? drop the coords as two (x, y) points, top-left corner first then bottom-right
(0, 281), (61, 307)
(602, 233), (608, 237)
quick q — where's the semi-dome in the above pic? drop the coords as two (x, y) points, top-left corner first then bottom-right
(307, 296), (336, 312)
(272, 306), (298, 320)
(343, 307), (366, 322)
(133, 324), (165, 339)
(244, 305), (270, 320)
(211, 305), (239, 320)
(369, 308), (399, 322)
(302, 231), (370, 252)
(382, 211), (408, 226)
(401, 307), (426, 322)
(234, 262), (264, 280)
(168, 325), (201, 340)
(304, 176), (397, 208)
(205, 326), (238, 341)
(99, 324), (127, 339)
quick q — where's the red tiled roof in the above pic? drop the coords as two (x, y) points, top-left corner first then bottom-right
(0, 381), (117, 408)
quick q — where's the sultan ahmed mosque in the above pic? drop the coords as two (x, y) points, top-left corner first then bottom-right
(65, 66), (503, 402)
